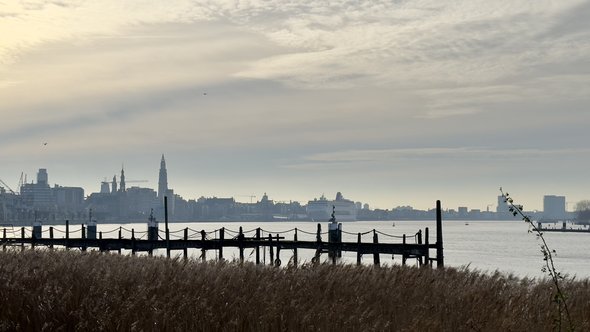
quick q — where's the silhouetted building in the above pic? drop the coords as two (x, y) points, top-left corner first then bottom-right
(158, 154), (168, 200)
(543, 195), (566, 220)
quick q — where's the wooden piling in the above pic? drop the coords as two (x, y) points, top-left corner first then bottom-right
(183, 228), (188, 260)
(436, 200), (444, 268)
(269, 234), (274, 265)
(402, 234), (407, 266)
(31, 225), (35, 250)
(255, 228), (261, 265)
(417, 230), (423, 266)
(293, 229), (298, 267)
(117, 227), (122, 254)
(238, 227), (244, 263)
(2, 228), (6, 251)
(357, 232), (362, 265)
(219, 227), (224, 261)
(49, 227), (54, 249)
(313, 223), (322, 263)
(164, 196), (170, 259)
(201, 230), (206, 262)
(131, 228), (136, 256)
(21, 227), (25, 251)
(275, 234), (281, 266)
(81, 225), (86, 252)
(373, 230), (380, 266)
(425, 227), (430, 265)
(65, 220), (70, 251)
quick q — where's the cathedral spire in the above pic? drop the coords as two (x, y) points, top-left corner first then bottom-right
(158, 154), (168, 200)
(119, 165), (126, 192)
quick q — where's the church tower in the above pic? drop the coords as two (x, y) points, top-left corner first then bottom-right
(158, 154), (168, 200)
(119, 166), (126, 192)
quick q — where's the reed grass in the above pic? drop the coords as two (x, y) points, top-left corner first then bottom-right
(0, 249), (588, 331)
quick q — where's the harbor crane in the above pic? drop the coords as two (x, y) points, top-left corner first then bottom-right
(0, 179), (16, 195)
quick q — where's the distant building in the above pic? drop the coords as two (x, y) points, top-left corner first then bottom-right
(158, 154), (168, 201)
(543, 195), (566, 220)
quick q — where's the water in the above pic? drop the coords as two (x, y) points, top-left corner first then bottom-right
(12, 220), (590, 279)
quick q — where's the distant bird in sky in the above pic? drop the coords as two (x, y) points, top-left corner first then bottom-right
(42, 142), (47, 146)
(203, 92), (207, 96)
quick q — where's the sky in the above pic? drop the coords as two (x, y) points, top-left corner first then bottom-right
(1, 0), (589, 211)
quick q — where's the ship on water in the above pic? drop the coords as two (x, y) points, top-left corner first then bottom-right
(306, 192), (358, 221)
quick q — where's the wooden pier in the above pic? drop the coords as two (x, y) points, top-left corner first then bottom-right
(1, 200), (445, 268)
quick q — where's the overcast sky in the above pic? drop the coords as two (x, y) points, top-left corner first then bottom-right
(1, 0), (589, 210)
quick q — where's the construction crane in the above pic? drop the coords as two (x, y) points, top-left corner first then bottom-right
(0, 179), (16, 195)
(237, 195), (256, 204)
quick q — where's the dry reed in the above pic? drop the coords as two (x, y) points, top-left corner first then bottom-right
(0, 249), (588, 331)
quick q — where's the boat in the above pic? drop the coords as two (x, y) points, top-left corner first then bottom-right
(306, 192), (357, 221)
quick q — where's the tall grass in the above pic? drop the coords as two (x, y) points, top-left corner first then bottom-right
(0, 249), (588, 331)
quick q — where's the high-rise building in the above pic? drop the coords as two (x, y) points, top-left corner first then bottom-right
(158, 154), (168, 200)
(543, 195), (566, 220)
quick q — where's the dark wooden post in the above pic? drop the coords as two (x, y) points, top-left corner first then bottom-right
(3, 228), (6, 251)
(99, 231), (103, 240)
(201, 230), (206, 262)
(275, 234), (281, 266)
(31, 225), (35, 250)
(373, 230), (380, 266)
(268, 234), (274, 266)
(417, 230), (423, 266)
(436, 200), (444, 268)
(99, 231), (104, 253)
(357, 232), (362, 265)
(313, 223), (322, 263)
(425, 227), (430, 266)
(81, 225), (86, 252)
(164, 196), (170, 259)
(293, 228), (298, 267)
(118, 227), (122, 254)
(183, 228), (188, 260)
(255, 228), (261, 265)
(402, 234), (407, 266)
(20, 227), (25, 251)
(49, 227), (54, 249)
(131, 228), (136, 256)
(65, 220), (70, 251)
(238, 227), (244, 263)
(219, 227), (224, 261)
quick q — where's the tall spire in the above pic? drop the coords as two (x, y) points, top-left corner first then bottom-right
(158, 154), (168, 200)
(119, 165), (126, 192)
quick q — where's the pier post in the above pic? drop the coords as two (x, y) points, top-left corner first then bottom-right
(219, 227), (224, 261)
(238, 227), (244, 263)
(255, 228), (261, 265)
(268, 234), (274, 266)
(165, 196), (170, 259)
(20, 227), (25, 251)
(131, 228), (136, 256)
(65, 220), (70, 251)
(49, 227), (54, 249)
(201, 230), (206, 262)
(417, 230), (423, 266)
(183, 228), (188, 260)
(373, 230), (380, 266)
(402, 234), (407, 266)
(293, 229), (298, 267)
(357, 232), (362, 265)
(275, 234), (281, 266)
(117, 227), (122, 254)
(425, 227), (430, 266)
(313, 223), (322, 263)
(436, 200), (444, 268)
(3, 228), (6, 251)
(81, 225), (86, 252)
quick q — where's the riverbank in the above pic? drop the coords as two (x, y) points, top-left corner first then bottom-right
(0, 249), (588, 331)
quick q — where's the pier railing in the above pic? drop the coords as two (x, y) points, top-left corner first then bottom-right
(1, 200), (445, 268)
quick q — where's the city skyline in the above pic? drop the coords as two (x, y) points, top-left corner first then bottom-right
(1, 1), (589, 211)
(0, 158), (580, 213)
